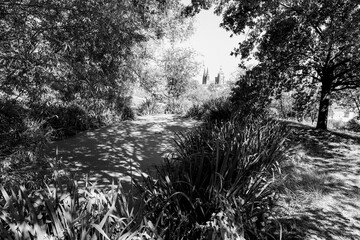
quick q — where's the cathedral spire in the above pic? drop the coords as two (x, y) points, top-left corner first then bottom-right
(202, 67), (209, 84)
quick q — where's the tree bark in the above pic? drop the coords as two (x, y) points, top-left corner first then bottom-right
(316, 79), (332, 130)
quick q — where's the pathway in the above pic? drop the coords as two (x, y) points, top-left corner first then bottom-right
(45, 114), (199, 190)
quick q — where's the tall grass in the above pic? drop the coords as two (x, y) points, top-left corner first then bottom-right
(137, 115), (288, 239)
(0, 100), (54, 189)
(185, 97), (233, 123)
(0, 180), (144, 240)
(137, 98), (164, 116)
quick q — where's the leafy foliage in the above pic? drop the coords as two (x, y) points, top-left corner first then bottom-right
(137, 98), (165, 116)
(0, 0), (177, 101)
(230, 65), (274, 118)
(136, 41), (200, 112)
(137, 115), (288, 239)
(129, 4), (198, 107)
(184, 97), (232, 123)
(0, 0), (186, 190)
(344, 118), (360, 132)
(0, 180), (145, 240)
(188, 0), (360, 130)
(0, 99), (54, 189)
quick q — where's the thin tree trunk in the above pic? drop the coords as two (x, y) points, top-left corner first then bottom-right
(316, 80), (332, 130)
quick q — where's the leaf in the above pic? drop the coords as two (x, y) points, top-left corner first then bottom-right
(91, 223), (111, 240)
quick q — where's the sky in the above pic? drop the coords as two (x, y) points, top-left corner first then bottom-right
(180, 1), (245, 82)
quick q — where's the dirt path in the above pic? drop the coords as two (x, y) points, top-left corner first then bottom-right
(280, 121), (360, 240)
(45, 114), (199, 190)
(45, 117), (360, 239)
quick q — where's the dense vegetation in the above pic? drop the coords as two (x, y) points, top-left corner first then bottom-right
(0, 0), (198, 186)
(1, 0), (360, 239)
(1, 95), (289, 239)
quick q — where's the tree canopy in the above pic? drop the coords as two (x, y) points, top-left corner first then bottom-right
(187, 0), (360, 129)
(0, 0), (182, 103)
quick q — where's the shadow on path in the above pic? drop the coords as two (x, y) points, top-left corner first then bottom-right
(45, 114), (199, 191)
(279, 120), (360, 240)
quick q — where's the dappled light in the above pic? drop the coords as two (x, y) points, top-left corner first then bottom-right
(2, 0), (360, 238)
(45, 115), (199, 191)
(279, 120), (360, 239)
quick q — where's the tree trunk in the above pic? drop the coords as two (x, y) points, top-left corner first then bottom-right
(316, 79), (332, 130)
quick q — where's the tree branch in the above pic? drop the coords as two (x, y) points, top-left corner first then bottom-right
(334, 61), (360, 79)
(333, 84), (359, 91)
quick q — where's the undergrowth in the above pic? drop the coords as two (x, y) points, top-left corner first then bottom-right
(1, 89), (293, 239)
(0, 179), (145, 240)
(137, 114), (289, 239)
(0, 96), (135, 190)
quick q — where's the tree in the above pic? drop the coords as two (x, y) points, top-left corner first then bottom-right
(163, 46), (199, 101)
(230, 64), (275, 117)
(187, 0), (360, 130)
(0, 0), (178, 103)
(131, 5), (199, 105)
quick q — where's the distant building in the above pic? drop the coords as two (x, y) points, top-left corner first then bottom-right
(215, 67), (225, 84)
(202, 68), (210, 84)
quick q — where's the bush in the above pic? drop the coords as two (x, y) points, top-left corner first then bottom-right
(164, 98), (193, 115)
(0, 180), (145, 239)
(137, 115), (288, 239)
(0, 99), (55, 189)
(230, 68), (273, 118)
(342, 118), (360, 132)
(29, 97), (135, 139)
(185, 97), (233, 123)
(0, 99), (28, 155)
(137, 98), (164, 116)
(113, 96), (135, 121)
(29, 101), (95, 139)
(184, 104), (204, 120)
(202, 97), (233, 124)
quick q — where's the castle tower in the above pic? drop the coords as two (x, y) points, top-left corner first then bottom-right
(202, 67), (209, 84)
(215, 67), (225, 84)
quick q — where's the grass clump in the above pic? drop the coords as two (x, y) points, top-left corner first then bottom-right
(185, 97), (233, 123)
(137, 98), (164, 116)
(137, 115), (288, 239)
(0, 99), (54, 189)
(0, 180), (145, 240)
(343, 117), (360, 132)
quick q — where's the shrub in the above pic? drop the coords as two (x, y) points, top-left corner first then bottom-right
(184, 97), (233, 123)
(0, 99), (55, 189)
(137, 98), (164, 116)
(201, 97), (233, 124)
(0, 99), (26, 156)
(137, 115), (288, 239)
(230, 68), (273, 118)
(164, 99), (192, 115)
(29, 101), (95, 138)
(113, 96), (135, 121)
(344, 117), (360, 132)
(29, 97), (135, 139)
(0, 117), (53, 188)
(0, 180), (144, 239)
(184, 104), (204, 120)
